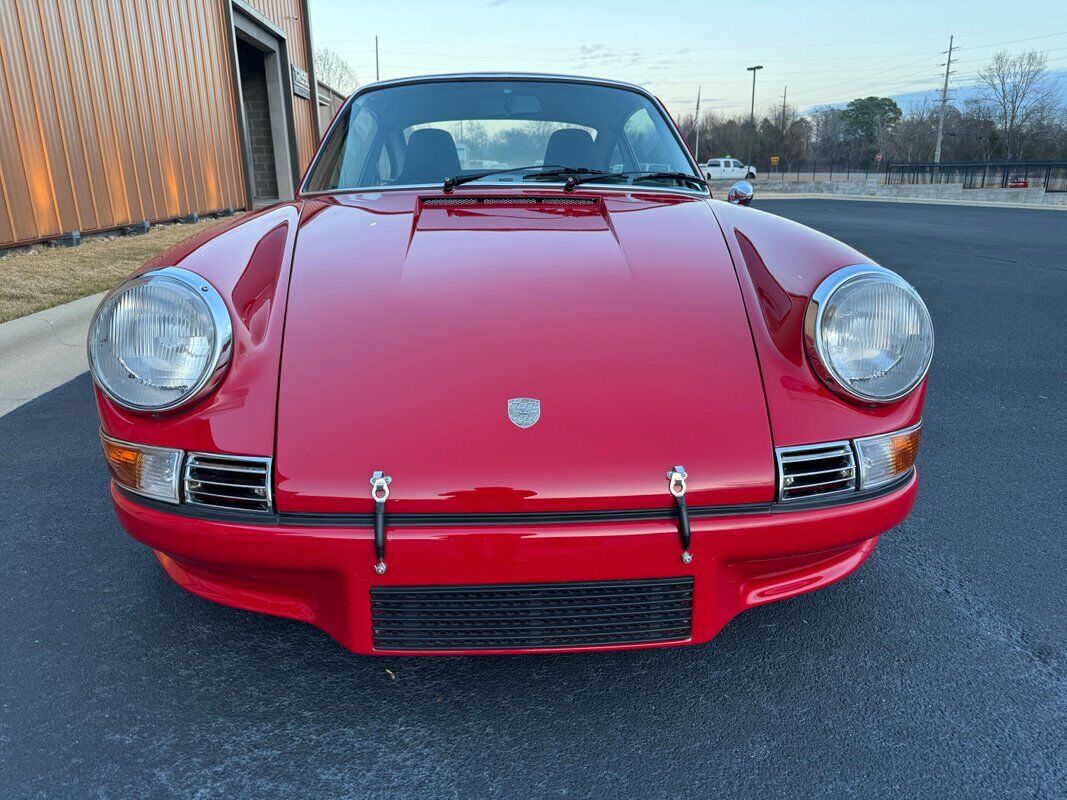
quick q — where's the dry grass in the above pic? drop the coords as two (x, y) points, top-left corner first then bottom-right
(0, 217), (238, 324)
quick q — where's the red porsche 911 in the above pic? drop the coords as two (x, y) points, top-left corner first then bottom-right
(88, 74), (933, 655)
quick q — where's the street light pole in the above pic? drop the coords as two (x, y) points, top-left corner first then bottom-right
(747, 65), (763, 125)
(746, 65), (763, 164)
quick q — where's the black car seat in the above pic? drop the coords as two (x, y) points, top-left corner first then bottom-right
(542, 129), (597, 171)
(397, 128), (461, 185)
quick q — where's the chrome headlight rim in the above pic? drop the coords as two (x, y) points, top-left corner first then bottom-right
(88, 267), (233, 414)
(804, 264), (933, 405)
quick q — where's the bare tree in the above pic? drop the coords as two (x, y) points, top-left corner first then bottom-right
(809, 106), (848, 162)
(976, 50), (1060, 160)
(888, 102), (936, 162)
(758, 101), (808, 161)
(672, 79), (1067, 169)
(314, 47), (358, 95)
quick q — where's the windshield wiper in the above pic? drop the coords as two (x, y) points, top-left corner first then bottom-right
(521, 167), (606, 182)
(560, 170), (708, 192)
(443, 164), (571, 192)
(442, 166), (706, 193)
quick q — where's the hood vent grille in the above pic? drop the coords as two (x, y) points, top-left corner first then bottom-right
(422, 196), (597, 207)
(183, 453), (272, 513)
(775, 441), (857, 502)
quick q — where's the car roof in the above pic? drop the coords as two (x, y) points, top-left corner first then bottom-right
(341, 73), (672, 135)
(354, 72), (655, 98)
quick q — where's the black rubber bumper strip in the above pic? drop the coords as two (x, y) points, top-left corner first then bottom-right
(115, 471), (912, 527)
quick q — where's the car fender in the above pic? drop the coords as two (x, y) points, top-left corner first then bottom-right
(95, 203), (304, 456)
(708, 200), (925, 446)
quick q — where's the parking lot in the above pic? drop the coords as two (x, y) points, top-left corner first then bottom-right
(1, 200), (1063, 799)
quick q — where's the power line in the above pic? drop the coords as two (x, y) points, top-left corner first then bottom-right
(954, 29), (1067, 50)
(787, 59), (941, 103)
(958, 12), (1067, 37)
(331, 29), (1067, 97)
(345, 26), (1067, 116)
(320, 23), (1067, 56)
(320, 32), (952, 51)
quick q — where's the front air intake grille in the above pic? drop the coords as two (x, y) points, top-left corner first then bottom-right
(183, 453), (272, 513)
(421, 196), (597, 207)
(775, 441), (857, 502)
(371, 577), (694, 651)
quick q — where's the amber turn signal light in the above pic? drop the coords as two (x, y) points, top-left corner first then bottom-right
(854, 422), (922, 490)
(100, 432), (182, 503)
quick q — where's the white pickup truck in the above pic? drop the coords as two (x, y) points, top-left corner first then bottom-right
(702, 157), (757, 181)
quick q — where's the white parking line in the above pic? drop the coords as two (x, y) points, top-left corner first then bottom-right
(0, 292), (104, 417)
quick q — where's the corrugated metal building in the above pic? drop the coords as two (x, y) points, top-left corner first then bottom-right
(317, 80), (346, 133)
(0, 0), (327, 248)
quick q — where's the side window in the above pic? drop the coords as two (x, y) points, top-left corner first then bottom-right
(732, 160), (743, 169)
(708, 160), (720, 169)
(336, 108), (380, 189)
(623, 108), (675, 172)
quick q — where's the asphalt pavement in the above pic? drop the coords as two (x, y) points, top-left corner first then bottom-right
(1, 200), (1064, 799)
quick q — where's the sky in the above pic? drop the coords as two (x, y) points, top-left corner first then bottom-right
(308, 0), (1067, 117)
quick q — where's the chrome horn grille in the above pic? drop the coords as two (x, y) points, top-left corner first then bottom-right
(775, 441), (857, 502)
(183, 453), (272, 513)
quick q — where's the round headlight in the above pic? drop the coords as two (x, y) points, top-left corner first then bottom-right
(805, 265), (933, 403)
(88, 268), (233, 412)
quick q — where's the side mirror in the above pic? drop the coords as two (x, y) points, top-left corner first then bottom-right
(727, 180), (754, 206)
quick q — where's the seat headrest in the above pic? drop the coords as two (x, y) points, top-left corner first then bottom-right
(543, 129), (597, 171)
(398, 128), (461, 185)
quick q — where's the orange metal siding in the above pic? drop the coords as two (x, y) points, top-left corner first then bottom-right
(0, 0), (248, 247)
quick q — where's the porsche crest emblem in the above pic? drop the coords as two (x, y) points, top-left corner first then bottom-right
(507, 398), (541, 429)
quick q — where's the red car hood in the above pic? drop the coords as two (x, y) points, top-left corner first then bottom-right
(275, 191), (774, 513)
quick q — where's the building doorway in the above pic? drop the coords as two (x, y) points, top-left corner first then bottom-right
(236, 40), (279, 203)
(233, 8), (297, 206)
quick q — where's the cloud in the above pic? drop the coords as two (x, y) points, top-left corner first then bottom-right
(569, 45), (686, 74)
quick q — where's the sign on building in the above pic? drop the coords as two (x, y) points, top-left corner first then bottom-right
(291, 65), (311, 99)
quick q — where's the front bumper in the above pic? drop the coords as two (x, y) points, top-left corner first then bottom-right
(112, 472), (917, 655)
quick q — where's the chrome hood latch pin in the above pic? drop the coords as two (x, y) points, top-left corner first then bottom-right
(667, 466), (692, 564)
(370, 471), (392, 574)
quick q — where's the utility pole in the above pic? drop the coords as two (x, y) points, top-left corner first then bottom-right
(375, 35), (380, 82)
(694, 85), (702, 163)
(746, 65), (763, 165)
(933, 35), (954, 164)
(779, 85), (788, 132)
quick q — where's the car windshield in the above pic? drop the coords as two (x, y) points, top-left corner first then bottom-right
(303, 78), (705, 194)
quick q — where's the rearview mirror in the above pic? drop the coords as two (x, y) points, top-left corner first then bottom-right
(727, 180), (754, 206)
(477, 91), (542, 117)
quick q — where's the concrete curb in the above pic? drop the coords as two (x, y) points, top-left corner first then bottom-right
(755, 192), (1067, 211)
(0, 292), (104, 417)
